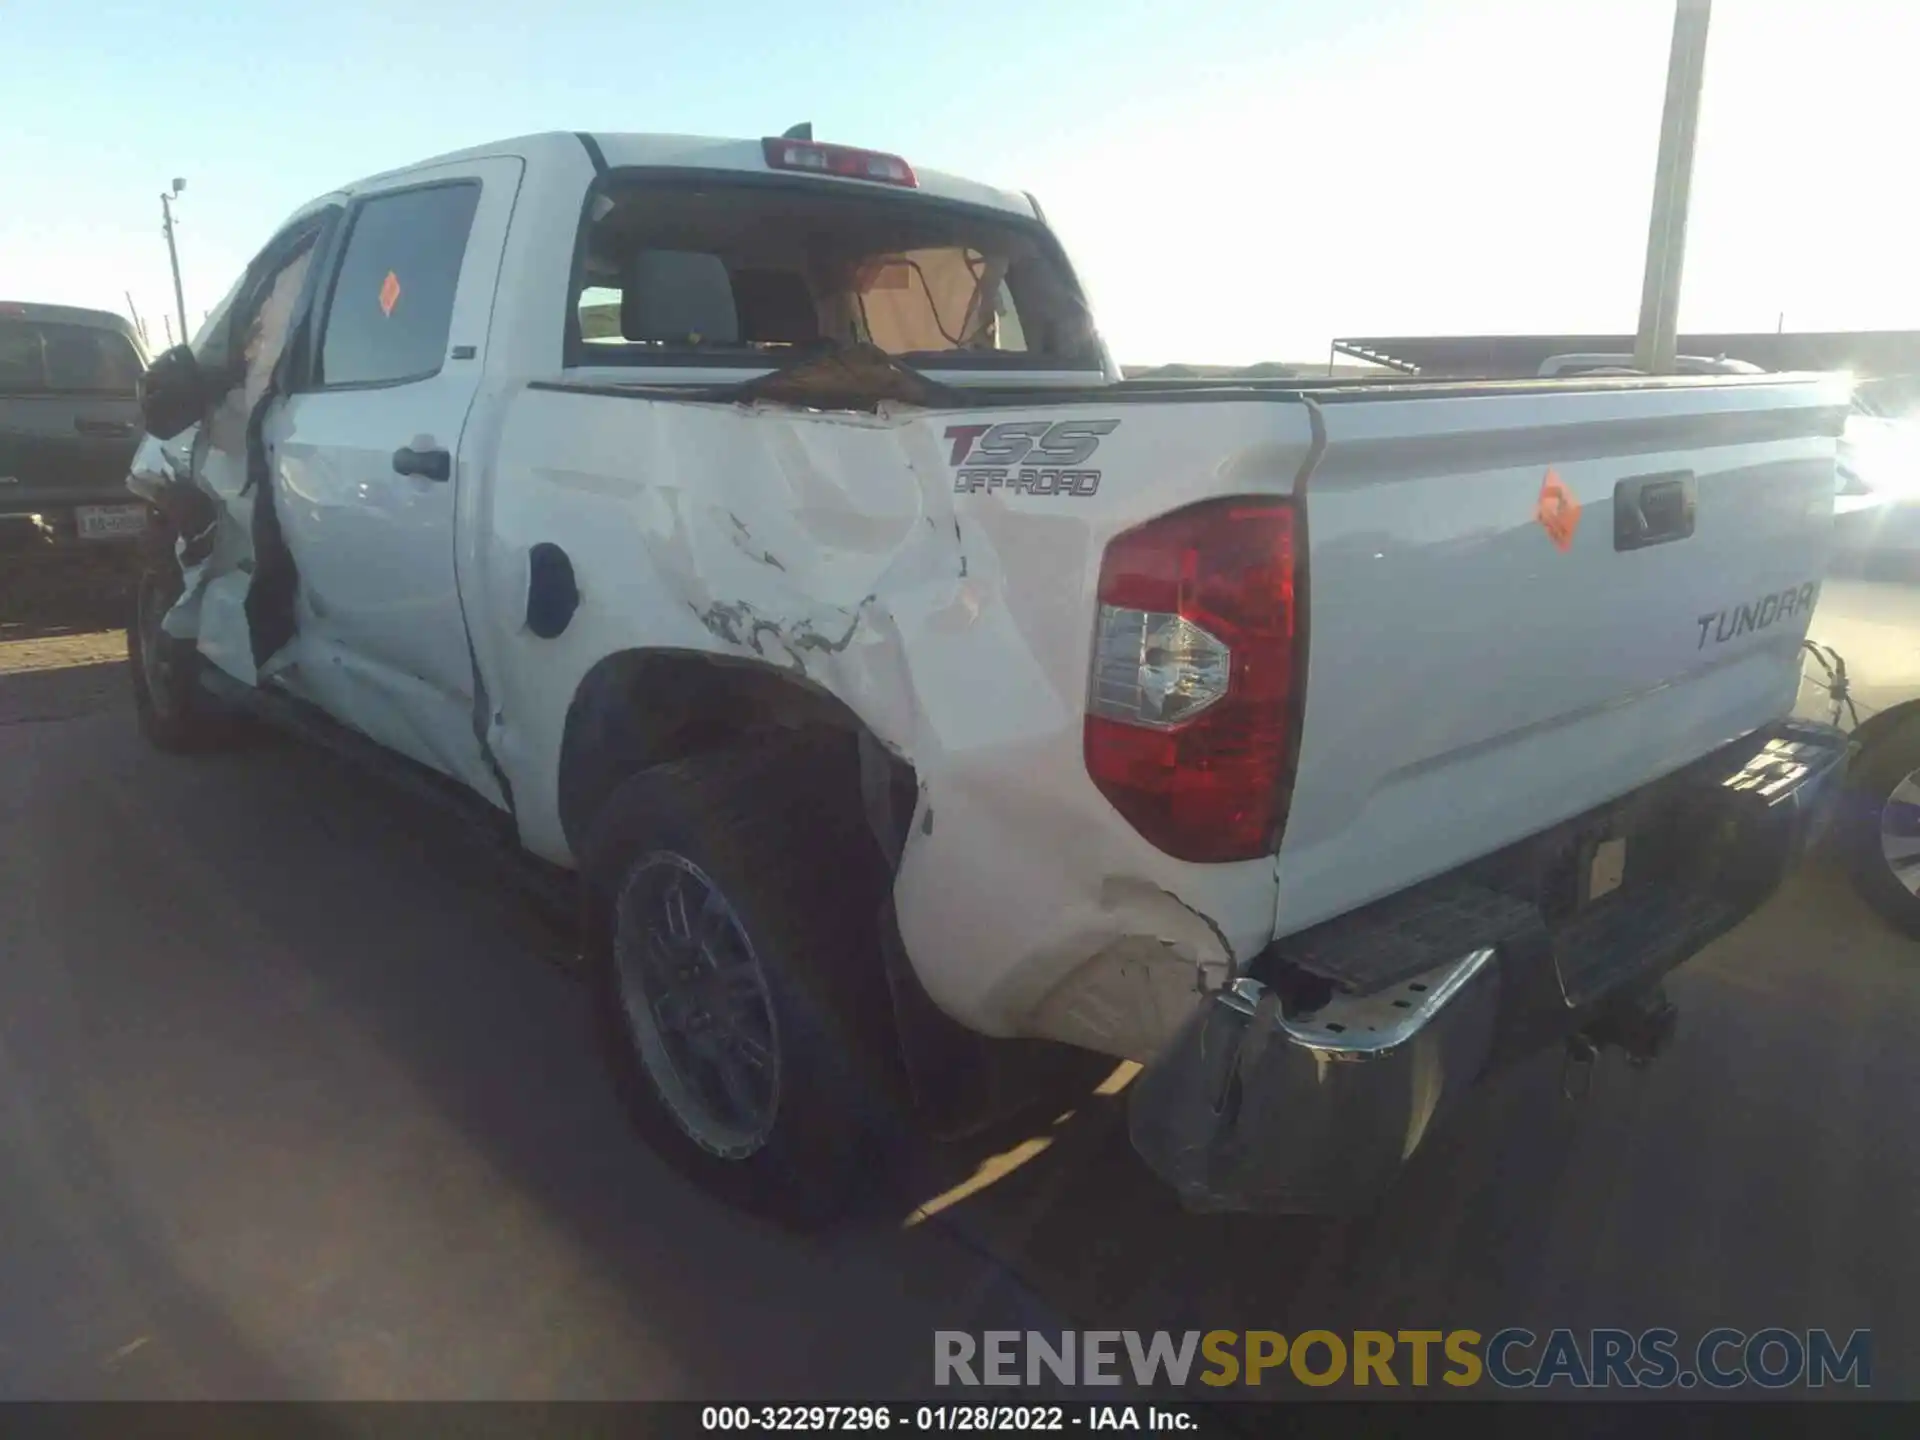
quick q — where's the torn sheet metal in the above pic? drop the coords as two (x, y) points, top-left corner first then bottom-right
(471, 385), (1317, 1054)
(125, 247), (313, 685)
(704, 342), (971, 413)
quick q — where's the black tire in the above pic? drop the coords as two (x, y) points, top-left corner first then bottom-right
(1841, 712), (1920, 940)
(127, 545), (245, 753)
(579, 736), (903, 1229)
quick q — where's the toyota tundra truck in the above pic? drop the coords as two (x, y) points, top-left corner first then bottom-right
(123, 129), (1853, 1224)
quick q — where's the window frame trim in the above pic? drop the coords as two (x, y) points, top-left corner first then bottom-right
(307, 176), (484, 395)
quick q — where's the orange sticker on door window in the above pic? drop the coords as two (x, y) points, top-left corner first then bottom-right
(1536, 468), (1580, 552)
(379, 271), (402, 317)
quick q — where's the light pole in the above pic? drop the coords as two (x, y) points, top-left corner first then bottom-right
(160, 177), (190, 350)
(1632, 0), (1713, 374)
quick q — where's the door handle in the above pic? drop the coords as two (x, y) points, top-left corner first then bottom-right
(392, 445), (451, 482)
(74, 418), (136, 438)
(1614, 470), (1696, 551)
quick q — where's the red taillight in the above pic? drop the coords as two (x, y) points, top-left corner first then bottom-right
(761, 137), (917, 188)
(1084, 498), (1299, 863)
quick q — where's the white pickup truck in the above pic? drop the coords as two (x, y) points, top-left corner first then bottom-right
(125, 129), (1853, 1224)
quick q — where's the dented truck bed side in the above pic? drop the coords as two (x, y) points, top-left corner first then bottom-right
(472, 388), (1319, 1058)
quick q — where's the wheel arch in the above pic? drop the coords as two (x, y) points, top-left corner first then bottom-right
(558, 645), (1115, 1141)
(555, 646), (919, 867)
(1848, 696), (1920, 762)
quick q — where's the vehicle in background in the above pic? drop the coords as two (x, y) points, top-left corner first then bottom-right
(1806, 637), (1920, 943)
(1804, 374), (1920, 937)
(123, 130), (1850, 1225)
(0, 302), (151, 557)
(1535, 352), (1766, 378)
(1830, 375), (1920, 577)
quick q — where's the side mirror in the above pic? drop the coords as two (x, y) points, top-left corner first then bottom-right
(138, 344), (209, 441)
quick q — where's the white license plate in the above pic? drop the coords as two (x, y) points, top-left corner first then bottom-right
(75, 504), (149, 540)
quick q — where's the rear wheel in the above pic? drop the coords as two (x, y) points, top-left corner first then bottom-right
(579, 738), (902, 1228)
(127, 548), (244, 753)
(1842, 712), (1920, 940)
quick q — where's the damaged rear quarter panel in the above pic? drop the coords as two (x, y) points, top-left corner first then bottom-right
(470, 385), (1313, 1051)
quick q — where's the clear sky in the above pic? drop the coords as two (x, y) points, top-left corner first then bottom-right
(5, 0), (1916, 365)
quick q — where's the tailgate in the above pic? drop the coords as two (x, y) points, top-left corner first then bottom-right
(1274, 374), (1851, 937)
(0, 395), (143, 511)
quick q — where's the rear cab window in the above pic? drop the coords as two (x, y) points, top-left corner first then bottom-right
(567, 178), (1099, 372)
(0, 320), (142, 396)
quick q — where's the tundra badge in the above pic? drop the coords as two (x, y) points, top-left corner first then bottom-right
(1696, 581), (1819, 649)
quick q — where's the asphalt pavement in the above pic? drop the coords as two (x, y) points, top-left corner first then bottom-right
(1, 582), (1915, 1400)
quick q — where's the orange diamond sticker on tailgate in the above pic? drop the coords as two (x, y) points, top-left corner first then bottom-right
(1536, 468), (1580, 553)
(379, 271), (402, 317)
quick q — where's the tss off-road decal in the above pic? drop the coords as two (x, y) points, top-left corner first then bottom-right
(944, 419), (1120, 497)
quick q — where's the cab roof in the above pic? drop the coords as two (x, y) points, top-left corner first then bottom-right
(0, 300), (141, 342)
(348, 131), (1039, 222)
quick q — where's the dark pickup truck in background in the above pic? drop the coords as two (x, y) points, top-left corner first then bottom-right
(0, 302), (150, 558)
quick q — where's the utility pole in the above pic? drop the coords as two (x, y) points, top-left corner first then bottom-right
(160, 177), (190, 350)
(1632, 0), (1712, 374)
(124, 290), (149, 349)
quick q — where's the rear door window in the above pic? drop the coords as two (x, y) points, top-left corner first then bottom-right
(318, 182), (481, 388)
(0, 321), (143, 396)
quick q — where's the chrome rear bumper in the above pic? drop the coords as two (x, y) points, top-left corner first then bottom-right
(1128, 719), (1850, 1214)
